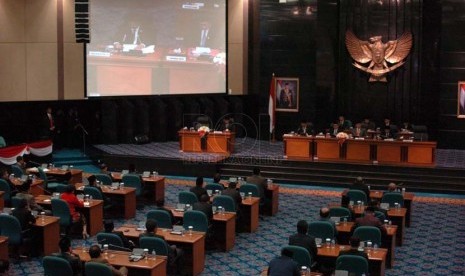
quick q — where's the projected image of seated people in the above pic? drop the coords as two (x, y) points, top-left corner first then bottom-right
(86, 0), (227, 97)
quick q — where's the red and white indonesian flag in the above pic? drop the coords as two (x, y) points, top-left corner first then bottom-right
(0, 140), (53, 165)
(268, 75), (276, 133)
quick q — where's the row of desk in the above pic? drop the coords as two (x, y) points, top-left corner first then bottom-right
(283, 135), (436, 165)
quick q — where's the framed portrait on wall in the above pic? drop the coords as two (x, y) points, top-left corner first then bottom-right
(458, 81), (465, 118)
(275, 77), (299, 112)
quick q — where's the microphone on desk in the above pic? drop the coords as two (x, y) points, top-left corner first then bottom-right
(98, 239), (132, 252)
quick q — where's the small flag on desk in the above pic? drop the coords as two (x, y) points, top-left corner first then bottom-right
(268, 75), (276, 134)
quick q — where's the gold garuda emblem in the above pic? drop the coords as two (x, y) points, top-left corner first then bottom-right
(345, 30), (413, 82)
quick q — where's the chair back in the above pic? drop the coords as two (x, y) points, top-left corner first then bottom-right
(11, 196), (23, 209)
(147, 210), (173, 229)
(83, 186), (103, 200)
(381, 192), (404, 207)
(239, 183), (259, 197)
(43, 255), (74, 276)
(329, 207), (352, 221)
(85, 262), (113, 276)
(95, 173), (113, 185)
(347, 190), (368, 204)
(38, 168), (49, 183)
(336, 255), (369, 276)
(183, 210), (208, 232)
(282, 245), (312, 267)
(11, 165), (23, 177)
(122, 174), (142, 196)
(308, 221), (335, 240)
(178, 191), (198, 205)
(96, 232), (124, 249)
(51, 198), (72, 227)
(212, 195), (236, 212)
(0, 179), (11, 203)
(0, 136), (5, 147)
(0, 214), (22, 245)
(374, 211), (386, 222)
(353, 226), (382, 246)
(205, 183), (224, 192)
(139, 236), (170, 256)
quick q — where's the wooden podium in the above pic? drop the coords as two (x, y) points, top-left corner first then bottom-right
(283, 134), (312, 159)
(179, 130), (235, 154)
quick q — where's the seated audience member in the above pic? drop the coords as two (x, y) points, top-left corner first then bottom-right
(140, 219), (183, 273)
(368, 199), (387, 216)
(1, 168), (18, 196)
(221, 181), (242, 212)
(88, 245), (128, 276)
(53, 237), (83, 276)
(318, 207), (337, 235)
(297, 120), (313, 136)
(128, 163), (136, 174)
(16, 180), (50, 215)
(401, 122), (412, 131)
(361, 118), (376, 130)
(354, 205), (387, 237)
(328, 123), (341, 137)
(338, 237), (369, 261)
(11, 198), (39, 257)
(352, 122), (366, 138)
(218, 116), (235, 132)
(193, 194), (213, 223)
(61, 184), (88, 238)
(103, 219), (134, 250)
(190, 176), (208, 201)
(387, 182), (398, 192)
(212, 173), (227, 188)
(87, 175), (111, 207)
(350, 176), (370, 201)
(100, 163), (111, 175)
(288, 220), (317, 261)
(14, 156), (27, 174)
(338, 115), (352, 130)
(267, 248), (300, 276)
(246, 167), (268, 202)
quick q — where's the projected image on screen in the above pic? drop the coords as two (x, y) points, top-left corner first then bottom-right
(87, 0), (226, 96)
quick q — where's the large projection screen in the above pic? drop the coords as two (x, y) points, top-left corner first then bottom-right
(86, 0), (227, 96)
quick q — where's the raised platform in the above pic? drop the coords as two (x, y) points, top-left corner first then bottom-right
(89, 138), (465, 194)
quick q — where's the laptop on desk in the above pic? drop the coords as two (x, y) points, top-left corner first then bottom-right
(142, 171), (150, 178)
(175, 203), (186, 212)
(171, 225), (184, 235)
(121, 170), (129, 176)
(129, 248), (145, 262)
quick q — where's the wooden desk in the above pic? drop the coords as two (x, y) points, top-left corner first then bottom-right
(100, 185), (137, 219)
(117, 225), (206, 276)
(178, 130), (235, 154)
(387, 208), (407, 246)
(36, 195), (104, 236)
(73, 248), (167, 276)
(27, 168), (83, 184)
(34, 216), (60, 255)
(265, 184), (279, 216)
(12, 178), (45, 196)
(345, 139), (371, 162)
(0, 236), (8, 260)
(171, 209), (236, 252)
(314, 137), (340, 161)
(371, 190), (414, 227)
(111, 173), (165, 204)
(283, 135), (312, 159)
(317, 244), (387, 276)
(240, 197), (260, 232)
(336, 222), (397, 268)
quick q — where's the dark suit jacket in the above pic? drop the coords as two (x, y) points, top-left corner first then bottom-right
(328, 127), (342, 137)
(221, 187), (242, 210)
(354, 212), (387, 236)
(247, 175), (268, 200)
(338, 248), (369, 260)
(297, 126), (313, 136)
(12, 208), (36, 231)
(192, 201), (213, 223)
(350, 183), (370, 201)
(351, 128), (367, 137)
(268, 255), (300, 276)
(288, 233), (317, 260)
(52, 252), (83, 276)
(190, 186), (208, 201)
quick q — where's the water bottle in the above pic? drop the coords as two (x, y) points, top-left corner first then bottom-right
(143, 248), (149, 262)
(331, 239), (336, 248)
(151, 250), (156, 260)
(120, 182), (124, 190)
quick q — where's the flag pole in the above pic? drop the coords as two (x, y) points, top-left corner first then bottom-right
(269, 73), (276, 143)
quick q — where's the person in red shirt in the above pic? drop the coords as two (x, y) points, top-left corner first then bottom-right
(61, 184), (88, 238)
